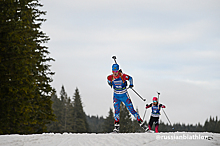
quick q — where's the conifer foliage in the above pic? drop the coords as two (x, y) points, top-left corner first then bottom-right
(46, 92), (63, 133)
(119, 103), (133, 133)
(47, 86), (74, 133)
(157, 116), (220, 133)
(60, 86), (73, 132)
(72, 88), (89, 133)
(48, 87), (220, 133)
(87, 115), (105, 133)
(0, 0), (55, 134)
(47, 87), (89, 133)
(102, 108), (114, 133)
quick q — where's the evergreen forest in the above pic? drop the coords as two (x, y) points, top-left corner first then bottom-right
(47, 86), (220, 134)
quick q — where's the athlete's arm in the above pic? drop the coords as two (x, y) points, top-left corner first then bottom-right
(122, 74), (133, 86)
(146, 103), (152, 109)
(107, 75), (113, 88)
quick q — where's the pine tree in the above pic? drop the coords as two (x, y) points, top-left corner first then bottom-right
(103, 108), (114, 133)
(66, 96), (74, 132)
(57, 85), (74, 132)
(99, 116), (105, 133)
(47, 86), (74, 133)
(213, 116), (219, 133)
(0, 0), (55, 134)
(131, 108), (143, 133)
(72, 88), (89, 133)
(204, 116), (216, 132)
(216, 117), (220, 133)
(47, 91), (63, 132)
(195, 122), (204, 132)
(158, 120), (168, 132)
(60, 85), (68, 132)
(119, 103), (133, 133)
(87, 115), (105, 133)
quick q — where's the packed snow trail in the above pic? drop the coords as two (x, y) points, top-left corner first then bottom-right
(0, 132), (219, 146)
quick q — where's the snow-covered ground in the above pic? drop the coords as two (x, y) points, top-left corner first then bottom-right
(0, 132), (219, 146)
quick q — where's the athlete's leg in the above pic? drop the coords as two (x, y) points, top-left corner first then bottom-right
(121, 93), (142, 122)
(148, 116), (154, 130)
(154, 117), (159, 133)
(113, 95), (121, 124)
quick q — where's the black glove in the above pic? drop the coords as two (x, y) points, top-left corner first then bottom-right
(119, 69), (122, 73)
(124, 81), (127, 87)
(129, 84), (134, 88)
(108, 82), (112, 88)
(146, 104), (150, 109)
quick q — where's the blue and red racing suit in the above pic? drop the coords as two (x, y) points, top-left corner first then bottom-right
(107, 72), (142, 124)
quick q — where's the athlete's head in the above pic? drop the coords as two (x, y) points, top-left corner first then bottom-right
(153, 97), (158, 105)
(112, 64), (119, 76)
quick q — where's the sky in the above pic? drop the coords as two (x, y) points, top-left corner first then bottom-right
(40, 0), (220, 125)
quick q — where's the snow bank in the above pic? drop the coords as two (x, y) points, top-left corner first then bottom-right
(0, 132), (219, 146)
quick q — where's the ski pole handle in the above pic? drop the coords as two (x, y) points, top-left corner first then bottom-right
(157, 91), (160, 102)
(112, 56), (117, 64)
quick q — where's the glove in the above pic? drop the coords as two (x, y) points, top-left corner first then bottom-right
(146, 104), (150, 109)
(124, 81), (127, 87)
(129, 84), (134, 88)
(119, 69), (123, 73)
(162, 105), (166, 108)
(108, 81), (112, 88)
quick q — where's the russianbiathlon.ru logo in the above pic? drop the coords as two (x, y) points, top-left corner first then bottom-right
(156, 134), (213, 140)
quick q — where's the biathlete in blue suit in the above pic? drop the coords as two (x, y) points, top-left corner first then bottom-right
(107, 64), (148, 132)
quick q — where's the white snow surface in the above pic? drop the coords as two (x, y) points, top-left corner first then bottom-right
(0, 132), (219, 146)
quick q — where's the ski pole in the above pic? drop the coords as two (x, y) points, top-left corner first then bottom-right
(157, 91), (160, 109)
(129, 88), (146, 101)
(157, 92), (174, 130)
(112, 56), (118, 64)
(162, 108), (174, 130)
(142, 108), (147, 121)
(157, 91), (160, 102)
(126, 89), (131, 99)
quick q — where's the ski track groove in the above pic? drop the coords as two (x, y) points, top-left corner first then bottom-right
(56, 135), (70, 146)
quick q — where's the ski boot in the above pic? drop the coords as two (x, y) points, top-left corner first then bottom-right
(138, 121), (149, 132)
(113, 122), (120, 133)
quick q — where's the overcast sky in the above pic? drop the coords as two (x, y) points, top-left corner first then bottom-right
(40, 0), (220, 125)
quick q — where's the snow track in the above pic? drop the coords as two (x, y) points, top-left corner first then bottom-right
(0, 132), (219, 146)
